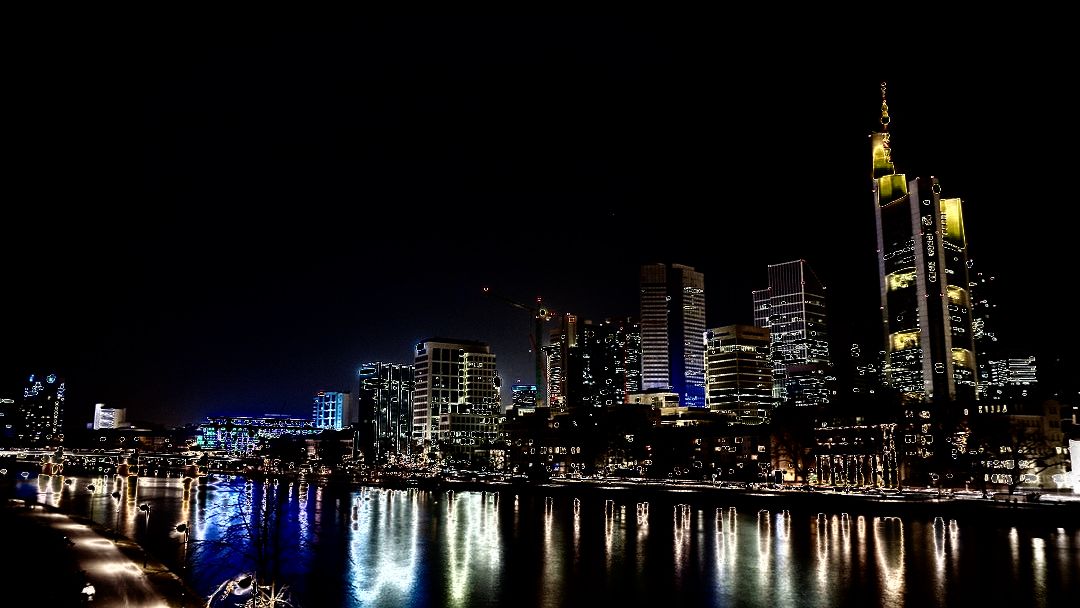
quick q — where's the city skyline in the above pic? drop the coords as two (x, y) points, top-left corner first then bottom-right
(3, 18), (1070, 427)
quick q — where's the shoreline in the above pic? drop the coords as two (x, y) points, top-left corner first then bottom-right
(198, 472), (1080, 527)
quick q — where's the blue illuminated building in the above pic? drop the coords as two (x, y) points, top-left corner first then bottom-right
(640, 263), (706, 407)
(196, 415), (320, 456)
(313, 391), (355, 431)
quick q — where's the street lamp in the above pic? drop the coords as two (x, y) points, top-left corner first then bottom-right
(176, 523), (190, 567)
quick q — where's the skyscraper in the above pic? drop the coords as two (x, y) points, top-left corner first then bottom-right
(640, 263), (706, 407)
(752, 259), (833, 407)
(511, 384), (538, 414)
(19, 372), (65, 446)
(312, 391), (355, 431)
(546, 316), (643, 415)
(358, 362), (414, 460)
(871, 85), (977, 407)
(704, 325), (773, 422)
(412, 338), (501, 461)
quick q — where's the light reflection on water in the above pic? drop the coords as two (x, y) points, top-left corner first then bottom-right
(15, 476), (1080, 608)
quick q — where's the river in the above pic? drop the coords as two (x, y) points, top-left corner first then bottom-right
(17, 474), (1080, 607)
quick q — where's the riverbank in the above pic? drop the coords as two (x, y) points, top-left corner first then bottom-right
(0, 497), (204, 607)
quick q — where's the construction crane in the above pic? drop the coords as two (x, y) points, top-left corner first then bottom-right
(482, 286), (559, 409)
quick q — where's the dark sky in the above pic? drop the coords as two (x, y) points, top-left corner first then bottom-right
(3, 17), (1071, 427)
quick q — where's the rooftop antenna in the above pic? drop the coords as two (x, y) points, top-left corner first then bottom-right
(880, 81), (890, 131)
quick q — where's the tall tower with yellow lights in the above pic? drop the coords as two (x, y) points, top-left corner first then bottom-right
(872, 83), (977, 430)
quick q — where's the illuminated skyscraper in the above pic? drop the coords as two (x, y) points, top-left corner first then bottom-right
(18, 373), (65, 446)
(358, 362), (414, 459)
(640, 263), (706, 407)
(704, 325), (773, 422)
(752, 259), (833, 407)
(312, 391), (355, 431)
(546, 316), (643, 414)
(872, 84), (977, 411)
(511, 384), (538, 414)
(412, 338), (500, 460)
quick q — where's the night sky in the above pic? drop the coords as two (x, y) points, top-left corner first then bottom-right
(3, 17), (1071, 428)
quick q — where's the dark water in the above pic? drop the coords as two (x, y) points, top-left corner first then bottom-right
(19, 475), (1080, 607)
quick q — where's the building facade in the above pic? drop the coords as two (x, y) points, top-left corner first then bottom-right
(640, 263), (706, 407)
(19, 373), (65, 446)
(93, 404), (127, 430)
(752, 259), (833, 407)
(704, 325), (773, 423)
(511, 384), (538, 415)
(872, 115), (977, 405)
(312, 391), (355, 431)
(358, 362), (414, 460)
(411, 338), (501, 461)
(196, 415), (320, 456)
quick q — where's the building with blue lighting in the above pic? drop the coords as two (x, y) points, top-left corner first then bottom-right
(313, 391), (355, 431)
(196, 415), (320, 456)
(640, 263), (706, 407)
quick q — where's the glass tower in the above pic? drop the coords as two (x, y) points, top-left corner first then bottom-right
(704, 324), (773, 422)
(639, 263), (706, 407)
(752, 259), (832, 407)
(871, 89), (977, 407)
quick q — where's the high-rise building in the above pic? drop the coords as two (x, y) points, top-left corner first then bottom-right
(640, 263), (706, 407)
(704, 325), (773, 422)
(871, 86), (977, 407)
(545, 314), (579, 412)
(511, 384), (538, 414)
(358, 362), (414, 460)
(546, 316), (643, 414)
(93, 404), (127, 430)
(752, 260), (833, 407)
(412, 338), (501, 460)
(19, 373), (65, 446)
(312, 391), (355, 431)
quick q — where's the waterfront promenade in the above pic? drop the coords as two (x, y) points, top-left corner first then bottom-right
(0, 497), (202, 608)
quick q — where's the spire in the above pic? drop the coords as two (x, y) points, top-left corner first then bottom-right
(880, 81), (891, 131)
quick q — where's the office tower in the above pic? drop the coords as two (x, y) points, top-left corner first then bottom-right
(544, 314), (580, 413)
(312, 391), (355, 431)
(511, 384), (538, 414)
(984, 356), (1037, 403)
(704, 325), (773, 422)
(872, 85), (977, 406)
(640, 263), (706, 407)
(18, 373), (65, 446)
(358, 362), (414, 459)
(93, 404), (127, 430)
(752, 259), (833, 407)
(412, 338), (500, 460)
(546, 316), (643, 414)
(597, 317), (642, 406)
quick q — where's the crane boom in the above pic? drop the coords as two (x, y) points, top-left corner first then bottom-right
(482, 287), (558, 410)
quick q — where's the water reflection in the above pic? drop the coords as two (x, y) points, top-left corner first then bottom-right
(874, 517), (906, 606)
(14, 477), (1080, 608)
